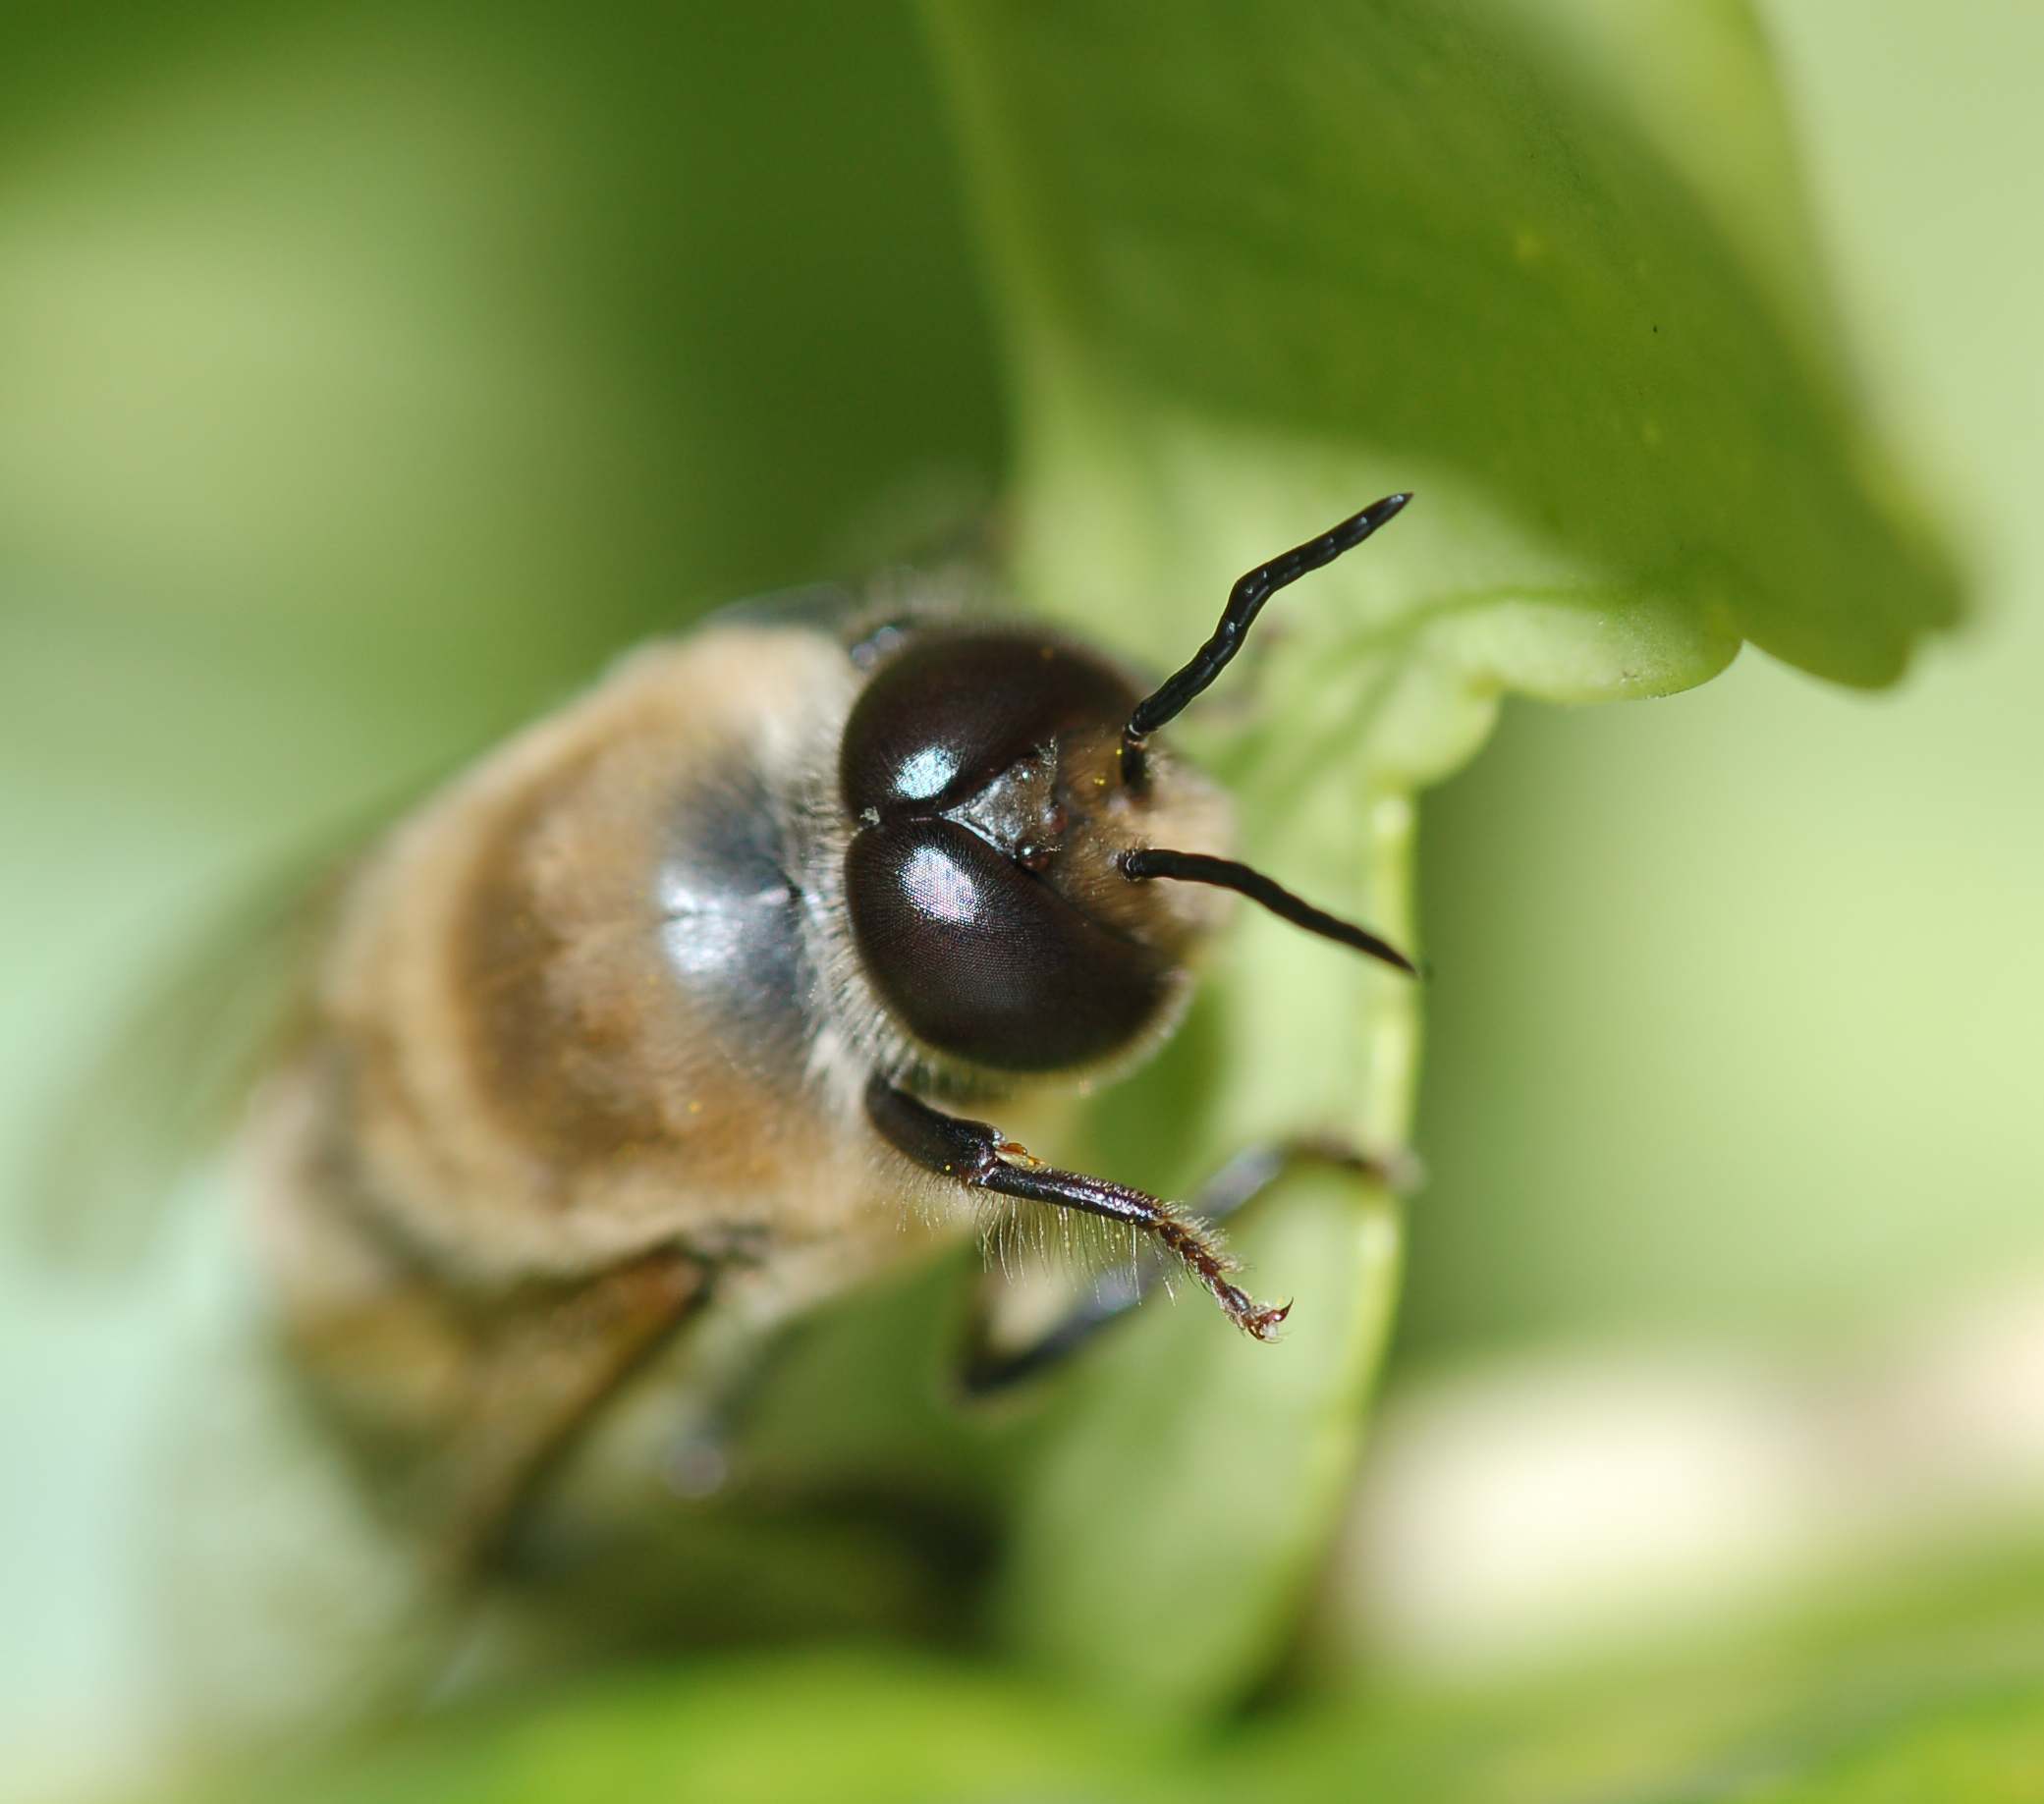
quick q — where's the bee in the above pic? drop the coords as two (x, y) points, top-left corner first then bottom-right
(78, 497), (1415, 1743)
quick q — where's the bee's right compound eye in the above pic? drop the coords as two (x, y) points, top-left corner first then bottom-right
(845, 817), (1168, 1073)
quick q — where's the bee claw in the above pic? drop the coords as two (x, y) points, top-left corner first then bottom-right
(1243, 1297), (1293, 1341)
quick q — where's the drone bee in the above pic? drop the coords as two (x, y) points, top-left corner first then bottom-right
(212, 494), (1416, 1610)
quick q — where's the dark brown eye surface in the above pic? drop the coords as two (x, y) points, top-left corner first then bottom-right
(845, 818), (1169, 1071)
(840, 630), (1138, 820)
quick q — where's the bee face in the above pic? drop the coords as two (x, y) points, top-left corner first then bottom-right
(838, 628), (1229, 1075)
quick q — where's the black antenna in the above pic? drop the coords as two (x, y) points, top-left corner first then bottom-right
(1121, 493), (1412, 790)
(1121, 847), (1419, 977)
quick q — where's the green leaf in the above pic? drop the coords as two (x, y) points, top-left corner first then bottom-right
(928, 0), (1959, 735)
(167, 1542), (2044, 1804)
(182, 1656), (1171, 1804)
(924, 0), (1961, 1709)
(1236, 1542), (2044, 1803)
(1737, 1693), (2044, 1804)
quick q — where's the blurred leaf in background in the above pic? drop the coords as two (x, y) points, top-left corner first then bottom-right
(1406, 0), (2044, 1363)
(172, 1543), (2044, 1804)
(1, 3), (1003, 1790)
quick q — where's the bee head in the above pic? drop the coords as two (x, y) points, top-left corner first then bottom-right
(840, 628), (1226, 1075)
(836, 491), (1417, 1080)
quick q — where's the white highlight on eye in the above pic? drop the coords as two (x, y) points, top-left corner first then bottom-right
(903, 843), (977, 925)
(896, 744), (958, 801)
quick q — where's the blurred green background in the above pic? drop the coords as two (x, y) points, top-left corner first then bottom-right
(2, 3), (2038, 1800)
(1409, 6), (2041, 1359)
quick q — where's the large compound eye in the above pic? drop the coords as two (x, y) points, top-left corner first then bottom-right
(841, 630), (1139, 819)
(846, 818), (1170, 1072)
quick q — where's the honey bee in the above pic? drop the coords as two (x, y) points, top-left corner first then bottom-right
(88, 497), (1416, 1743)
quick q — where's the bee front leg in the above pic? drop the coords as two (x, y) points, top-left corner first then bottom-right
(865, 1075), (1299, 1346)
(958, 1136), (1415, 1396)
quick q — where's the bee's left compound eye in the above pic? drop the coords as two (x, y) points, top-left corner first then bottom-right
(845, 816), (1168, 1071)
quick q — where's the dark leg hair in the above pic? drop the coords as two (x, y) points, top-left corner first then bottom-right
(956, 1136), (1411, 1396)
(1120, 492), (1411, 790)
(864, 1076), (1291, 1342)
